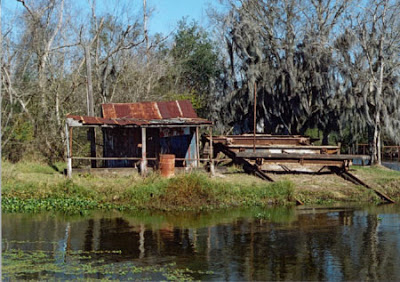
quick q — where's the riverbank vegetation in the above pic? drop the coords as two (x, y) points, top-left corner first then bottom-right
(2, 161), (400, 214)
(2, 161), (295, 214)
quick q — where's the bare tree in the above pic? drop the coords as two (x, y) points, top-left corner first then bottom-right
(0, 0), (3, 259)
(336, 0), (400, 164)
(357, 1), (400, 164)
(17, 0), (65, 110)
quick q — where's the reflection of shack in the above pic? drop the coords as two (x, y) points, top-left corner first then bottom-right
(65, 100), (213, 176)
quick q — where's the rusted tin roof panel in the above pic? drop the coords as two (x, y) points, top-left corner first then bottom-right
(66, 114), (211, 127)
(139, 102), (162, 119)
(68, 100), (210, 127)
(101, 100), (199, 120)
(157, 101), (180, 118)
(102, 104), (117, 119)
(178, 100), (198, 118)
(112, 104), (131, 118)
(82, 116), (104, 124)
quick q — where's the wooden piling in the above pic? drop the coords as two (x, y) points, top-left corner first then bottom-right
(196, 127), (200, 168)
(209, 127), (215, 176)
(140, 127), (147, 176)
(65, 124), (72, 178)
(89, 128), (96, 168)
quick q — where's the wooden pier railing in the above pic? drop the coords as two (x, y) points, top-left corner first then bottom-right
(357, 144), (400, 162)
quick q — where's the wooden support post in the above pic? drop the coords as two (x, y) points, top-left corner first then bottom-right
(398, 146), (399, 163)
(195, 127), (200, 168)
(209, 126), (215, 176)
(253, 82), (257, 153)
(65, 124), (72, 178)
(69, 126), (73, 158)
(89, 128), (96, 168)
(140, 127), (147, 176)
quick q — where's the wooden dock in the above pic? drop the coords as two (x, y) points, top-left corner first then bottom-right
(203, 134), (394, 204)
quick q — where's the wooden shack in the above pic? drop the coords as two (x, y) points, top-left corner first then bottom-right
(65, 100), (213, 177)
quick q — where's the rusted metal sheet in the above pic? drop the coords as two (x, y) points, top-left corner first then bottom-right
(67, 100), (211, 127)
(66, 115), (210, 127)
(185, 128), (198, 167)
(178, 100), (198, 118)
(102, 100), (198, 120)
(157, 101), (180, 118)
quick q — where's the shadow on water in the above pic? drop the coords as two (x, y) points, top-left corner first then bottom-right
(3, 204), (400, 280)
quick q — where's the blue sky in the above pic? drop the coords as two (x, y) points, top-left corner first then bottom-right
(2, 0), (224, 35)
(148, 0), (217, 34)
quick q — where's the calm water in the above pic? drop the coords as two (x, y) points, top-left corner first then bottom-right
(383, 161), (400, 171)
(2, 205), (400, 281)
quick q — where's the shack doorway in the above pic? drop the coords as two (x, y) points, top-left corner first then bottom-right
(159, 127), (197, 167)
(103, 128), (159, 168)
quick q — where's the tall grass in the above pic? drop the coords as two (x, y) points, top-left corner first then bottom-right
(2, 161), (296, 213)
(124, 173), (295, 211)
(4, 160), (398, 214)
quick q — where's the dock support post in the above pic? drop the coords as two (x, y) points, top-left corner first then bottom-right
(65, 124), (72, 178)
(141, 127), (147, 176)
(209, 126), (215, 176)
(195, 127), (200, 168)
(89, 128), (96, 168)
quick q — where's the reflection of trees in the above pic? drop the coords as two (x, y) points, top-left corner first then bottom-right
(3, 208), (400, 280)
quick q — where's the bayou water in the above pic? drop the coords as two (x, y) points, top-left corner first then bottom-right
(2, 205), (400, 280)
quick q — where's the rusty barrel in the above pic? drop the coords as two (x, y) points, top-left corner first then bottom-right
(159, 154), (175, 178)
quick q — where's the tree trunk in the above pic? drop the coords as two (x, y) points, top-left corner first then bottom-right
(371, 56), (384, 165)
(371, 115), (381, 165)
(0, 0), (3, 241)
(143, 0), (149, 58)
(84, 44), (95, 116)
(322, 132), (329, 146)
(84, 44), (96, 168)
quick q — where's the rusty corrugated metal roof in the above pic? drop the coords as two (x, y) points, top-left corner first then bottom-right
(66, 115), (211, 127)
(67, 100), (211, 127)
(102, 100), (198, 119)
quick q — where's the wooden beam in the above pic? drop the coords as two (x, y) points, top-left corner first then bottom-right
(236, 152), (371, 161)
(196, 127), (200, 168)
(73, 157), (144, 160)
(140, 127), (147, 176)
(329, 167), (395, 204)
(65, 124), (72, 178)
(69, 126), (73, 158)
(222, 145), (340, 150)
(209, 127), (215, 176)
(89, 128), (96, 168)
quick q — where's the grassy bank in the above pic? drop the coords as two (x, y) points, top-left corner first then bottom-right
(2, 161), (294, 214)
(274, 165), (400, 204)
(2, 161), (400, 214)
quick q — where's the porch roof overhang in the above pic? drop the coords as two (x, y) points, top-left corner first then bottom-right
(66, 115), (212, 128)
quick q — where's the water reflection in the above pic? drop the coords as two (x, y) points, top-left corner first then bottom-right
(3, 205), (400, 280)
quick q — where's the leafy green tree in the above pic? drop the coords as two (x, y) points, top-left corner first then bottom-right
(168, 20), (220, 116)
